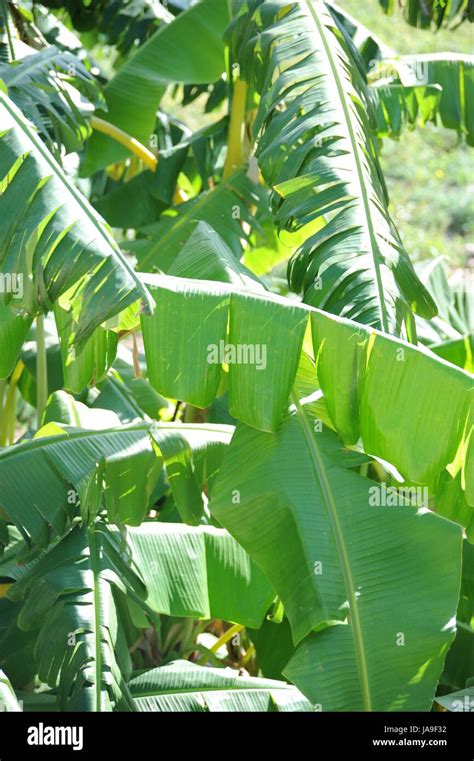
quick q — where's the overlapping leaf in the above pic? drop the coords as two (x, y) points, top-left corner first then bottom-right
(127, 523), (273, 627)
(0, 421), (233, 546)
(0, 91), (153, 362)
(139, 272), (473, 515)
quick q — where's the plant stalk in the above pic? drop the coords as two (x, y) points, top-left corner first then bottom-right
(223, 79), (248, 179)
(36, 314), (48, 427)
(90, 116), (158, 172)
(0, 360), (23, 446)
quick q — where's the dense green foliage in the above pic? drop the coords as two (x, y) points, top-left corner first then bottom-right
(0, 0), (472, 713)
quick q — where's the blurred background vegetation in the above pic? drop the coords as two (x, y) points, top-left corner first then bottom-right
(339, 0), (473, 269)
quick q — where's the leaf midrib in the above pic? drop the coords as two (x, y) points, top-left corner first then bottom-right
(291, 391), (372, 711)
(304, 1), (389, 333)
(87, 526), (103, 711)
(131, 684), (297, 697)
(0, 422), (233, 459)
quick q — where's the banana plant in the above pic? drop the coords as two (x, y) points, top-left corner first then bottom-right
(0, 0), (472, 713)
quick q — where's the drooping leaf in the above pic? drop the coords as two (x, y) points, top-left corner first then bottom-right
(126, 522), (274, 628)
(0, 300), (32, 379)
(128, 660), (313, 712)
(140, 273), (472, 510)
(368, 83), (441, 138)
(55, 305), (119, 393)
(8, 523), (145, 710)
(0, 91), (153, 354)
(0, 46), (103, 153)
(391, 54), (474, 145)
(0, 420), (232, 545)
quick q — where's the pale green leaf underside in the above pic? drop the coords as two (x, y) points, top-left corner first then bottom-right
(139, 273), (473, 510)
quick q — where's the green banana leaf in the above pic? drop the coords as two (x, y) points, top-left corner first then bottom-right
(139, 271), (473, 513)
(0, 300), (32, 379)
(0, 46), (102, 153)
(7, 523), (145, 710)
(235, 0), (436, 333)
(55, 305), (119, 393)
(210, 400), (462, 711)
(126, 522), (274, 628)
(128, 660), (313, 712)
(394, 54), (474, 145)
(0, 91), (153, 363)
(0, 421), (233, 546)
(83, 0), (230, 174)
(129, 171), (265, 272)
(368, 83), (442, 138)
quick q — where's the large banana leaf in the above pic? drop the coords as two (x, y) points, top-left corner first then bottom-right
(210, 400), (463, 710)
(0, 91), (152, 363)
(128, 660), (313, 711)
(83, 0), (230, 174)
(139, 272), (472, 513)
(236, 0), (435, 333)
(7, 523), (145, 710)
(126, 523), (273, 628)
(0, 46), (102, 153)
(0, 421), (233, 546)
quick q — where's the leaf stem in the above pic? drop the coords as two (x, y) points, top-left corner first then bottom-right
(36, 314), (48, 427)
(90, 116), (158, 172)
(0, 360), (23, 446)
(211, 623), (244, 653)
(223, 79), (248, 179)
(196, 623), (245, 666)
